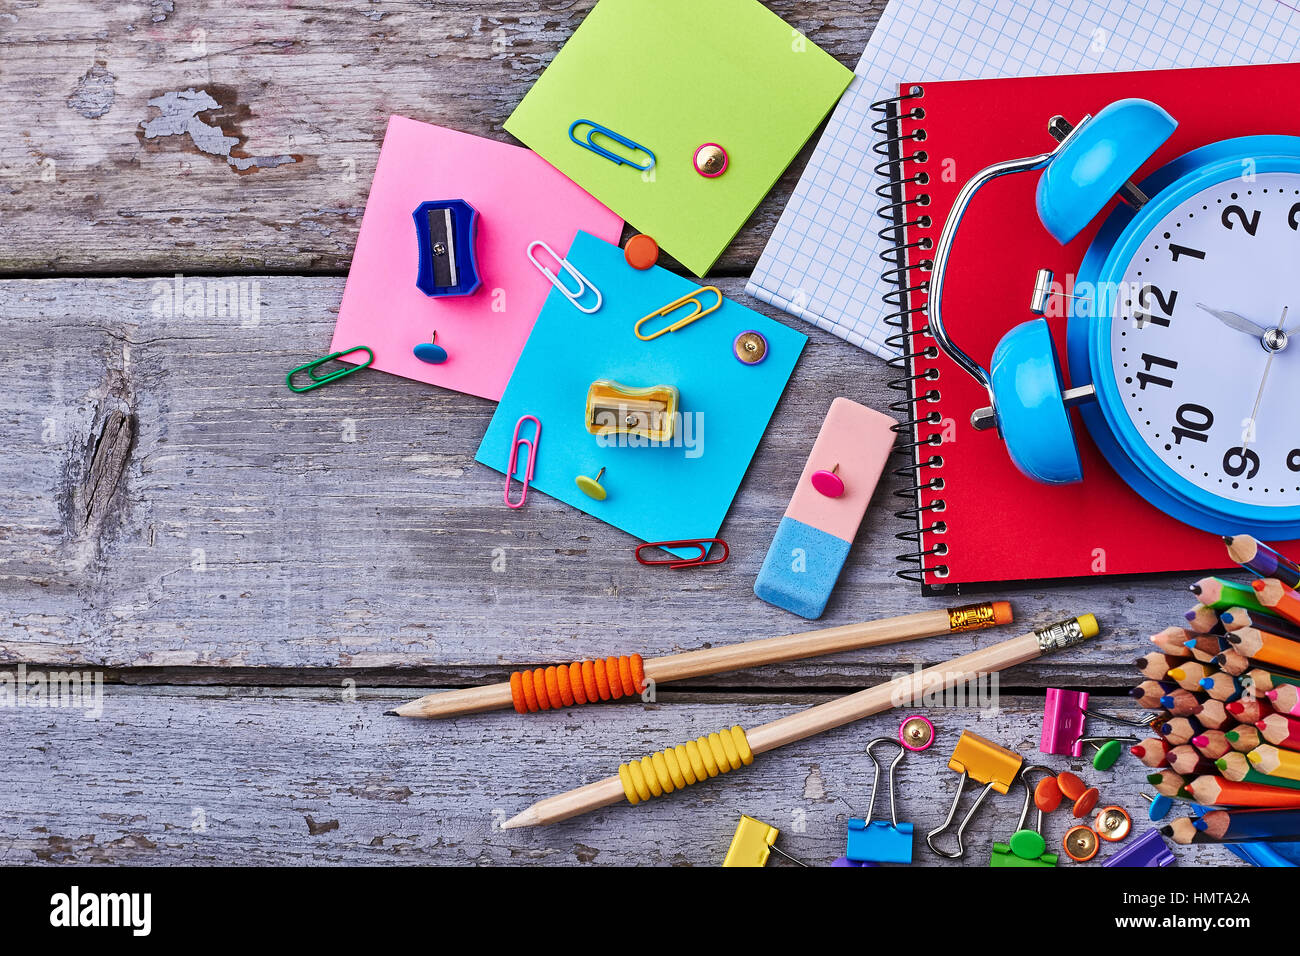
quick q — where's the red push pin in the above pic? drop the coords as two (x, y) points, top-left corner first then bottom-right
(810, 463), (844, 498)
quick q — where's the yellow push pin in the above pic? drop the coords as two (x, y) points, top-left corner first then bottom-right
(575, 467), (608, 501)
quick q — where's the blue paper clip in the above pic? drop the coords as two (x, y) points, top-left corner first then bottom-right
(527, 240), (602, 314)
(568, 120), (656, 171)
(505, 415), (541, 509)
(846, 738), (914, 864)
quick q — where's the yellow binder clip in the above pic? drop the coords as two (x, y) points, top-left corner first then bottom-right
(634, 285), (723, 341)
(926, 730), (1023, 860)
(585, 379), (679, 442)
(722, 815), (807, 867)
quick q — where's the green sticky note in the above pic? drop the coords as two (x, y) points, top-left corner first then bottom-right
(505, 0), (852, 276)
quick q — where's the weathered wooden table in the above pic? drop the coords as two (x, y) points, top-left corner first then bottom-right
(1, 0), (1241, 866)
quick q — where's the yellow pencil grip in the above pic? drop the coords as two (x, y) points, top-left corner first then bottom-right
(618, 726), (753, 805)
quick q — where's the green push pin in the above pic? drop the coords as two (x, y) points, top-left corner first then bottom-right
(575, 467), (608, 501)
(1079, 735), (1138, 771)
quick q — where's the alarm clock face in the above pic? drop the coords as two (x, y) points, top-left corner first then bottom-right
(1108, 169), (1300, 510)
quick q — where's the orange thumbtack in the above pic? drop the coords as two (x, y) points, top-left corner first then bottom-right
(1072, 786), (1100, 818)
(1095, 806), (1132, 842)
(1034, 775), (1063, 813)
(1056, 771), (1086, 801)
(1064, 824), (1099, 862)
(624, 234), (659, 270)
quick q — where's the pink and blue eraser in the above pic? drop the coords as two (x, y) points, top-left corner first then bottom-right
(754, 398), (897, 619)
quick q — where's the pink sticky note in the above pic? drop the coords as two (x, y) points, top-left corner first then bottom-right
(332, 116), (623, 400)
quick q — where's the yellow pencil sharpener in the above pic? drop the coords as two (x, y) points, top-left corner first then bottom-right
(585, 379), (679, 442)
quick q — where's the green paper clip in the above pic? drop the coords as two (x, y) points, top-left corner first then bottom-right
(286, 346), (375, 392)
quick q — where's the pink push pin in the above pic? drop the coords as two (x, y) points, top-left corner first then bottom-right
(810, 463), (845, 498)
(899, 715), (935, 752)
(693, 142), (729, 178)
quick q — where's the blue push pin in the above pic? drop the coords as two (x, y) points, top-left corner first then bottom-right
(845, 737), (914, 864)
(413, 332), (448, 365)
(1142, 791), (1172, 821)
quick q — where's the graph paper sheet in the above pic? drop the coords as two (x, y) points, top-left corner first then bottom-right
(747, 0), (1300, 359)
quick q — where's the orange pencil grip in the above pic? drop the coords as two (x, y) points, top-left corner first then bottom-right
(509, 654), (646, 713)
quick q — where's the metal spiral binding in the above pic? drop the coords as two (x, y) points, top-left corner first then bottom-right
(873, 85), (948, 585)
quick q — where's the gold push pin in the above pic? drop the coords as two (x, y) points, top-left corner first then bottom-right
(575, 467), (608, 501)
(1064, 823), (1099, 862)
(693, 142), (729, 178)
(733, 330), (768, 365)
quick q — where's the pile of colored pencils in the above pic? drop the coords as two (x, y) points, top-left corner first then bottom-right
(1135, 536), (1300, 845)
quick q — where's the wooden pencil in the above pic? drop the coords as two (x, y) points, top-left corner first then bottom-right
(1160, 716), (1204, 745)
(1248, 743), (1300, 781)
(1227, 627), (1300, 672)
(1212, 649), (1252, 676)
(1221, 607), (1300, 642)
(1185, 605), (1224, 635)
(1184, 635), (1227, 663)
(1253, 579), (1300, 628)
(1166, 661), (1212, 691)
(1225, 697), (1273, 724)
(1151, 627), (1195, 658)
(1195, 807), (1300, 842)
(1161, 816), (1203, 845)
(1169, 744), (1217, 776)
(1191, 577), (1268, 613)
(1199, 672), (1245, 702)
(1160, 688), (1204, 717)
(1217, 751), (1300, 789)
(1268, 684), (1300, 717)
(1256, 713), (1300, 750)
(1135, 651), (1180, 681)
(1191, 731), (1231, 760)
(1188, 774), (1300, 808)
(1225, 535), (1300, 590)
(387, 601), (1014, 719)
(1243, 666), (1300, 696)
(1224, 726), (1262, 752)
(501, 616), (1098, 829)
(1148, 769), (1190, 798)
(1199, 699), (1233, 729)
(1132, 679), (1177, 708)
(1130, 737), (1171, 768)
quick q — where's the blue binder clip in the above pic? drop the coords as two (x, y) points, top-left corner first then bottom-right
(413, 199), (481, 297)
(568, 120), (656, 171)
(846, 737), (913, 864)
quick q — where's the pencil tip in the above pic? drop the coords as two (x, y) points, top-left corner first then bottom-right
(383, 710), (400, 717)
(501, 810), (534, 830)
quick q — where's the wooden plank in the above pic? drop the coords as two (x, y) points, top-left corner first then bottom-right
(0, 275), (1189, 678)
(0, 0), (887, 276)
(0, 686), (1240, 866)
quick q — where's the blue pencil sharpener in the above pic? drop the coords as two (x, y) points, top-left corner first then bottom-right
(413, 199), (481, 297)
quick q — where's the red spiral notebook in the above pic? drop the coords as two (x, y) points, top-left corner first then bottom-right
(882, 61), (1300, 593)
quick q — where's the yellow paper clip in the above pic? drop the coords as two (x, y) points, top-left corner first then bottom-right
(634, 286), (722, 341)
(722, 815), (806, 867)
(926, 730), (1023, 860)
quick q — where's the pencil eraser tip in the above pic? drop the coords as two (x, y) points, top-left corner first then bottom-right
(992, 601), (1013, 625)
(1077, 613), (1099, 638)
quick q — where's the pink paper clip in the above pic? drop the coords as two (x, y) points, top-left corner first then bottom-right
(1040, 687), (1155, 756)
(505, 415), (541, 509)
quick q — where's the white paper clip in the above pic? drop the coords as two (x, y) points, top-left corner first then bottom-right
(527, 240), (602, 314)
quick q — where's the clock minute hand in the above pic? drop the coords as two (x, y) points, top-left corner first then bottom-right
(1196, 302), (1271, 338)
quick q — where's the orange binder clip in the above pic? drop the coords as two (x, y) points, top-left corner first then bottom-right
(926, 730), (1023, 859)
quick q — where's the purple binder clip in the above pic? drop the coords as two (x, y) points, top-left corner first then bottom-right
(1102, 829), (1175, 868)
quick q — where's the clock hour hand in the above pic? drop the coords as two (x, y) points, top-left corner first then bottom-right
(1196, 302), (1271, 338)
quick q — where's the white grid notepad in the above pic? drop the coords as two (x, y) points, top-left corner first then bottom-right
(748, 0), (1300, 359)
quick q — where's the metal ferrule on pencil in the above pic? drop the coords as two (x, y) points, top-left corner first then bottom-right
(1035, 616), (1096, 653)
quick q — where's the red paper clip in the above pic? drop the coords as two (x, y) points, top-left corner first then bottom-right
(635, 539), (729, 569)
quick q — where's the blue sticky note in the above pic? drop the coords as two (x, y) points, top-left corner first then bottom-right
(476, 231), (805, 552)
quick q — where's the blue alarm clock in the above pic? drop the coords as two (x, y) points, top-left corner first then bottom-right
(927, 98), (1300, 540)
